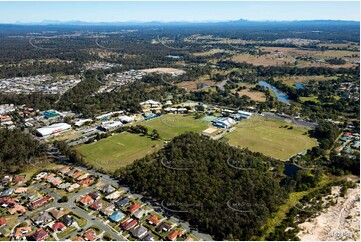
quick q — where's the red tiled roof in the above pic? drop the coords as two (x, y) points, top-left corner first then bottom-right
(30, 196), (53, 208)
(167, 230), (182, 241)
(0, 217), (7, 226)
(31, 228), (49, 241)
(147, 215), (160, 225)
(121, 218), (137, 230)
(52, 221), (66, 231)
(89, 201), (102, 210)
(129, 203), (141, 213)
(83, 229), (97, 241)
(78, 177), (93, 186)
(13, 176), (24, 183)
(80, 195), (94, 205)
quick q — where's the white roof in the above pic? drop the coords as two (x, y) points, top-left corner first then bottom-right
(140, 100), (160, 105)
(218, 117), (237, 127)
(36, 123), (71, 136)
(238, 110), (253, 116)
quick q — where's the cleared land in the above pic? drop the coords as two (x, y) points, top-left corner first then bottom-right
(224, 116), (318, 160)
(140, 114), (209, 140)
(75, 132), (163, 171)
(176, 75), (216, 91)
(231, 53), (295, 66)
(233, 82), (266, 102)
(275, 75), (338, 87)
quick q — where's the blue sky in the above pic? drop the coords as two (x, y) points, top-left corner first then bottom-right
(0, 1), (359, 23)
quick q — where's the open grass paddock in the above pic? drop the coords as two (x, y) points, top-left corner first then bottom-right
(224, 116), (318, 160)
(75, 132), (163, 171)
(140, 114), (209, 140)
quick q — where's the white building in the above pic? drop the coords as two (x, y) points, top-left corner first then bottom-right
(75, 119), (93, 127)
(36, 123), (71, 137)
(119, 116), (135, 123)
(238, 110), (253, 119)
(100, 121), (123, 131)
(213, 117), (237, 129)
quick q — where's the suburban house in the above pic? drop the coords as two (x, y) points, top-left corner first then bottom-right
(8, 204), (26, 215)
(79, 195), (94, 206)
(109, 211), (126, 222)
(115, 196), (130, 207)
(0, 218), (6, 228)
(30, 196), (53, 209)
(146, 215), (160, 226)
(130, 225), (148, 239)
(62, 215), (75, 227)
(83, 229), (97, 241)
(50, 221), (66, 232)
(129, 203), (141, 214)
(156, 222), (173, 232)
(29, 228), (49, 241)
(89, 201), (103, 211)
(49, 207), (65, 220)
(33, 212), (53, 225)
(121, 218), (137, 231)
(14, 226), (32, 240)
(167, 230), (183, 241)
(143, 233), (155, 241)
(101, 204), (115, 216)
(105, 191), (122, 200)
(133, 208), (146, 219)
(102, 185), (115, 194)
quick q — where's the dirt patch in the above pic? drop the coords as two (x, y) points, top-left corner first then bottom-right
(297, 182), (360, 241)
(141, 68), (185, 75)
(237, 89), (266, 102)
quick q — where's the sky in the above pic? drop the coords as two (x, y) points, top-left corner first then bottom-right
(0, 1), (359, 23)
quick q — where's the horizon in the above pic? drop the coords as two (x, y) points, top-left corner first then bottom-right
(0, 1), (359, 24)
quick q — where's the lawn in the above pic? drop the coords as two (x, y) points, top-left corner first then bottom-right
(75, 132), (163, 171)
(224, 116), (318, 160)
(299, 96), (319, 103)
(140, 114), (209, 140)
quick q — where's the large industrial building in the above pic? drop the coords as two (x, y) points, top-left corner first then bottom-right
(36, 123), (72, 137)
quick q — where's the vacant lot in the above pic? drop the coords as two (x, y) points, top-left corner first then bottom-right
(224, 116), (318, 160)
(75, 132), (163, 171)
(140, 114), (209, 140)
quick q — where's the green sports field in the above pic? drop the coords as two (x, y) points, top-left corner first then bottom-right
(140, 114), (209, 140)
(75, 132), (163, 171)
(224, 116), (318, 160)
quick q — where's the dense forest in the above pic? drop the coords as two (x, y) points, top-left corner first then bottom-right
(120, 132), (288, 240)
(0, 128), (47, 174)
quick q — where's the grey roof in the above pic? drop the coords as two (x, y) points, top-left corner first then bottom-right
(34, 212), (53, 224)
(115, 196), (130, 207)
(131, 225), (148, 238)
(102, 185), (115, 194)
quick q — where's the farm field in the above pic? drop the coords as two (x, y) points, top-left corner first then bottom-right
(75, 132), (163, 171)
(140, 114), (209, 140)
(224, 116), (318, 160)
